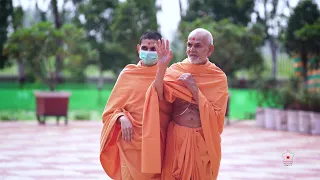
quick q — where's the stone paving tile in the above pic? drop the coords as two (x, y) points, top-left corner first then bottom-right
(0, 120), (319, 180)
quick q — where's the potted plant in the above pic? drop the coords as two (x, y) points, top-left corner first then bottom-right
(255, 78), (281, 130)
(254, 79), (271, 128)
(272, 87), (289, 131)
(5, 22), (95, 125)
(296, 89), (313, 134)
(309, 91), (320, 135)
(254, 79), (266, 128)
(307, 56), (320, 135)
(279, 78), (301, 132)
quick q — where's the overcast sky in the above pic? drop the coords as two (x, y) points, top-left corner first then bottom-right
(13, 0), (320, 41)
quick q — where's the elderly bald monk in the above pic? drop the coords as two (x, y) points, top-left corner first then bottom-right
(100, 31), (171, 180)
(141, 28), (229, 180)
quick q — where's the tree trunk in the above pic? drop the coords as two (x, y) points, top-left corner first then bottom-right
(301, 48), (308, 86)
(17, 60), (25, 87)
(51, 0), (63, 84)
(98, 68), (103, 91)
(179, 0), (183, 17)
(15, 4), (25, 87)
(269, 38), (278, 79)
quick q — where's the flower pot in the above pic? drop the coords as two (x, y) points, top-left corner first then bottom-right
(256, 107), (265, 128)
(34, 91), (71, 125)
(287, 110), (299, 132)
(298, 110), (312, 134)
(311, 112), (320, 135)
(264, 108), (276, 130)
(275, 110), (287, 131)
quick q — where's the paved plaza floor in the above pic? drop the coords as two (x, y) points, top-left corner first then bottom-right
(0, 120), (319, 180)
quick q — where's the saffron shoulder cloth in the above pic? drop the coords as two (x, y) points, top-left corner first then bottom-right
(100, 61), (158, 178)
(142, 59), (229, 178)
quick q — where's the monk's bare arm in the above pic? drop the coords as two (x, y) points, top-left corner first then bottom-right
(154, 67), (166, 100)
(154, 38), (173, 100)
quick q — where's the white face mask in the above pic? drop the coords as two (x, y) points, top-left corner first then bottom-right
(139, 50), (158, 66)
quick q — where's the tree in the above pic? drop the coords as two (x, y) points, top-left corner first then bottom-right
(111, 0), (159, 64)
(178, 17), (265, 77)
(51, 0), (64, 82)
(12, 5), (25, 85)
(284, 0), (320, 82)
(255, 0), (291, 79)
(73, 0), (159, 89)
(73, 0), (120, 89)
(183, 0), (255, 26)
(4, 22), (96, 91)
(295, 18), (320, 60)
(0, 0), (13, 69)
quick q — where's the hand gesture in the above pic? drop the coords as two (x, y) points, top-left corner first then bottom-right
(178, 73), (198, 91)
(156, 38), (173, 69)
(118, 115), (133, 142)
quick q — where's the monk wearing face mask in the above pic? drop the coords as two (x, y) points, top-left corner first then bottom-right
(142, 28), (229, 180)
(100, 31), (171, 180)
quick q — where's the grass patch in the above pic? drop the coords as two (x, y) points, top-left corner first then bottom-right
(74, 112), (91, 120)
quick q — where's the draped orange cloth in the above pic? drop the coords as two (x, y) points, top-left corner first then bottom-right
(100, 61), (170, 180)
(162, 121), (213, 180)
(142, 59), (229, 179)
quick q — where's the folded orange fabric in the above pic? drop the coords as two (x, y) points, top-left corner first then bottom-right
(161, 121), (213, 180)
(142, 59), (228, 179)
(100, 61), (168, 179)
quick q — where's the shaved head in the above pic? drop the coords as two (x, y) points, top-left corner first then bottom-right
(188, 28), (213, 45)
(186, 28), (214, 64)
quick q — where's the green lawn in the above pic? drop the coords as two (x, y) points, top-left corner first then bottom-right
(0, 82), (114, 110)
(0, 82), (260, 121)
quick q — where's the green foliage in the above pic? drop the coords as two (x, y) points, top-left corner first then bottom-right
(294, 18), (320, 56)
(73, 0), (136, 74)
(183, 0), (255, 26)
(111, 0), (159, 65)
(308, 91), (320, 112)
(73, 0), (118, 41)
(284, 0), (320, 80)
(254, 78), (282, 108)
(100, 43), (132, 73)
(278, 77), (301, 110)
(178, 17), (265, 77)
(4, 22), (97, 91)
(72, 0), (159, 74)
(274, 77), (320, 112)
(12, 6), (24, 29)
(285, 0), (320, 53)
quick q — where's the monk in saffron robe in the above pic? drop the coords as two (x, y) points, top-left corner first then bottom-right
(142, 28), (229, 180)
(100, 31), (171, 180)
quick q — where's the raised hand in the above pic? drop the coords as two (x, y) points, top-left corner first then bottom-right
(156, 38), (173, 69)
